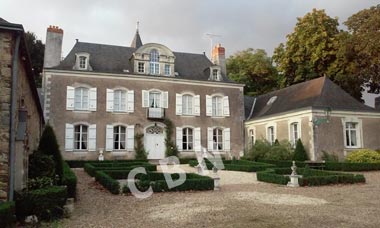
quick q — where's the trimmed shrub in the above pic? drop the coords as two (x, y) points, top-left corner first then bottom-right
(189, 159), (275, 172)
(257, 159), (307, 168)
(38, 125), (64, 183)
(248, 140), (294, 161)
(94, 171), (120, 194)
(256, 169), (290, 185)
(135, 133), (148, 160)
(15, 186), (67, 221)
(28, 152), (55, 178)
(27, 176), (54, 190)
(293, 139), (308, 161)
(0, 201), (15, 228)
(84, 163), (156, 177)
(346, 149), (380, 163)
(65, 159), (149, 168)
(325, 162), (380, 171)
(62, 162), (77, 198)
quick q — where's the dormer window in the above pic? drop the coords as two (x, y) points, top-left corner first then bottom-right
(150, 49), (160, 75)
(138, 62), (145, 73)
(209, 66), (221, 81)
(79, 56), (87, 69)
(164, 64), (171, 76)
(212, 69), (219, 80)
(74, 53), (91, 71)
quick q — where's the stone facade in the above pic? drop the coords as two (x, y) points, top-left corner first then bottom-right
(0, 26), (44, 201)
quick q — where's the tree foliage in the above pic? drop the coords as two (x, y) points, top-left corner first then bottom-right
(293, 139), (308, 161)
(227, 48), (278, 96)
(25, 31), (44, 87)
(134, 133), (148, 160)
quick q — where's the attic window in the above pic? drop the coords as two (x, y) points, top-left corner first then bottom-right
(75, 53), (90, 71)
(79, 56), (87, 69)
(210, 67), (221, 81)
(267, 96), (277, 105)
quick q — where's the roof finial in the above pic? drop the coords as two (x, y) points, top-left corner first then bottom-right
(136, 21), (139, 33)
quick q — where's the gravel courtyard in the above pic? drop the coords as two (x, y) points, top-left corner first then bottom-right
(59, 165), (380, 228)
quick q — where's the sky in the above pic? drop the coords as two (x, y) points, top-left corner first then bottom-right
(1, 0), (379, 105)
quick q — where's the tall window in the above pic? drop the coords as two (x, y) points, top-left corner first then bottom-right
(149, 91), (161, 108)
(79, 56), (87, 69)
(182, 95), (193, 115)
(138, 62), (145, 73)
(74, 125), (88, 150)
(267, 126), (275, 144)
(213, 128), (223, 150)
(290, 122), (299, 146)
(249, 129), (255, 147)
(74, 87), (89, 110)
(212, 96), (223, 116)
(114, 125), (126, 150)
(150, 49), (159, 75)
(114, 90), (126, 112)
(182, 128), (193, 150)
(164, 64), (170, 76)
(345, 122), (358, 147)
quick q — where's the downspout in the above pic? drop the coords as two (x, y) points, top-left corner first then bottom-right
(9, 32), (21, 201)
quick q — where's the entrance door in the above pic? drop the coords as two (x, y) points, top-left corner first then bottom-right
(145, 125), (165, 159)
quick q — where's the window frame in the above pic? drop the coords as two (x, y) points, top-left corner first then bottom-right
(212, 96), (223, 117)
(113, 89), (127, 112)
(149, 91), (162, 108)
(138, 62), (145, 73)
(182, 127), (194, 151)
(164, 64), (171, 76)
(182, 94), (194, 115)
(74, 124), (88, 150)
(213, 128), (223, 151)
(249, 128), (255, 147)
(74, 87), (90, 111)
(113, 125), (127, 150)
(267, 126), (275, 145)
(150, 49), (160, 75)
(289, 122), (300, 147)
(345, 122), (359, 148)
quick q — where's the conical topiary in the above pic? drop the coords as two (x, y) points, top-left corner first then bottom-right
(38, 124), (63, 183)
(293, 139), (308, 161)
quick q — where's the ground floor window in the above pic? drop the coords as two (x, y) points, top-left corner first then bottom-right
(74, 124), (88, 150)
(267, 126), (275, 144)
(213, 128), (223, 150)
(114, 125), (126, 150)
(182, 127), (193, 150)
(290, 122), (299, 146)
(345, 122), (358, 147)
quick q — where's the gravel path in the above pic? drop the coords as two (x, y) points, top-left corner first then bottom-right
(59, 166), (380, 228)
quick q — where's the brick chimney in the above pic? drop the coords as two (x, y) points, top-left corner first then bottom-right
(43, 25), (63, 68)
(211, 43), (226, 77)
(375, 96), (380, 110)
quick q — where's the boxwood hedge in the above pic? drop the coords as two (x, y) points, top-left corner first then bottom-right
(189, 159), (275, 172)
(84, 163), (157, 177)
(94, 171), (120, 194)
(62, 161), (77, 199)
(66, 159), (149, 168)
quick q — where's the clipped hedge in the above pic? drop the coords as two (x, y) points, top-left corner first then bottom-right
(256, 168), (366, 187)
(84, 163), (157, 177)
(95, 171), (120, 194)
(257, 159), (307, 168)
(189, 159), (275, 172)
(324, 162), (380, 171)
(66, 159), (149, 168)
(62, 161), (77, 198)
(136, 172), (214, 192)
(15, 186), (67, 221)
(0, 201), (15, 227)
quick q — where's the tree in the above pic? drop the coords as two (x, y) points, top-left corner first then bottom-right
(344, 5), (380, 93)
(38, 125), (63, 183)
(227, 48), (278, 96)
(25, 31), (45, 87)
(293, 139), (308, 161)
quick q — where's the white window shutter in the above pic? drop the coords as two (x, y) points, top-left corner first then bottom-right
(89, 88), (97, 111)
(105, 125), (114, 151)
(176, 93), (183, 115)
(127, 90), (134, 112)
(142, 90), (149, 107)
(88, 124), (97, 151)
(206, 95), (212, 116)
(223, 96), (230, 116)
(194, 127), (201, 152)
(176, 127), (183, 151)
(66, 86), (75, 110)
(194, 95), (200, 116)
(126, 125), (135, 151)
(207, 127), (213, 151)
(163, 91), (169, 108)
(65, 123), (74, 151)
(106, 89), (114, 112)
(224, 128), (231, 151)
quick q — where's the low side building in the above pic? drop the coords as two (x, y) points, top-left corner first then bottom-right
(245, 76), (380, 161)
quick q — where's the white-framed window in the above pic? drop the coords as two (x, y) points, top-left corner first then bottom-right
(142, 90), (168, 109)
(213, 128), (223, 150)
(206, 95), (229, 117)
(345, 122), (358, 148)
(138, 62), (145, 73)
(113, 125), (126, 150)
(267, 126), (275, 144)
(289, 122), (300, 146)
(182, 127), (193, 151)
(164, 64), (171, 76)
(74, 124), (88, 150)
(113, 90), (126, 112)
(75, 53), (90, 70)
(149, 91), (161, 108)
(207, 127), (230, 152)
(182, 95), (193, 115)
(79, 56), (87, 69)
(150, 49), (160, 75)
(212, 69), (219, 80)
(74, 87), (89, 110)
(249, 129), (255, 147)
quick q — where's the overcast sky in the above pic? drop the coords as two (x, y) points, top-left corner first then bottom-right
(1, 0), (378, 105)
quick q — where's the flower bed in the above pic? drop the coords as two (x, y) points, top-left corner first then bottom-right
(256, 168), (366, 186)
(189, 159), (275, 172)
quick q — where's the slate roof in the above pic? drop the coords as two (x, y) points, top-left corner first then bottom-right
(244, 96), (256, 119)
(246, 76), (378, 120)
(130, 31), (142, 48)
(52, 41), (235, 83)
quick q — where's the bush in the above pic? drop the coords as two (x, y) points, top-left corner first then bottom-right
(65, 159), (149, 168)
(38, 125), (64, 183)
(28, 152), (55, 178)
(256, 169), (290, 185)
(346, 149), (380, 163)
(62, 162), (77, 199)
(94, 171), (120, 194)
(293, 139), (308, 161)
(189, 159), (275, 172)
(15, 186), (67, 221)
(325, 162), (380, 171)
(0, 201), (15, 228)
(321, 150), (339, 162)
(257, 159), (307, 168)
(27, 176), (54, 190)
(134, 133), (148, 160)
(248, 140), (294, 161)
(84, 163), (156, 177)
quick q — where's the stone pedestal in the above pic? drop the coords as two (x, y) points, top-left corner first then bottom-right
(213, 176), (221, 191)
(287, 175), (302, 187)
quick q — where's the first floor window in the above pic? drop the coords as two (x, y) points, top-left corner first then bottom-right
(114, 90), (126, 112)
(267, 126), (275, 144)
(74, 87), (89, 110)
(114, 125), (126, 150)
(74, 125), (88, 150)
(182, 128), (193, 150)
(213, 128), (223, 150)
(290, 122), (299, 146)
(182, 95), (193, 115)
(212, 96), (222, 116)
(249, 129), (255, 147)
(345, 122), (358, 147)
